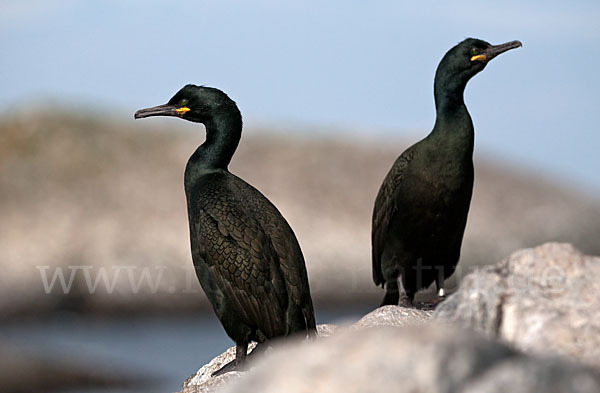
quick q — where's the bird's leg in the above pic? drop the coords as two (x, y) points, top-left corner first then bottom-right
(211, 341), (248, 377)
(380, 278), (400, 307)
(397, 276), (413, 307)
(236, 342), (248, 364)
(380, 277), (413, 307)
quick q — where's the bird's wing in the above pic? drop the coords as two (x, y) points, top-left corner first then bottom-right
(193, 183), (289, 339)
(246, 187), (316, 333)
(371, 150), (413, 286)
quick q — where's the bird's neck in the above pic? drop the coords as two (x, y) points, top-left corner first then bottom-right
(433, 71), (469, 117)
(187, 110), (242, 174)
(430, 74), (474, 153)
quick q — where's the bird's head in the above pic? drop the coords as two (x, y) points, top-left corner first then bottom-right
(437, 38), (522, 82)
(134, 84), (238, 124)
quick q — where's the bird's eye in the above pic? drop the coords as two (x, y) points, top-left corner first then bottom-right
(179, 99), (188, 106)
(470, 48), (479, 56)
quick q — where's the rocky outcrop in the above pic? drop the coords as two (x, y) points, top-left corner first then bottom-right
(181, 243), (600, 393)
(188, 325), (600, 393)
(435, 243), (600, 370)
(352, 305), (432, 329)
(180, 308), (430, 393)
(181, 324), (338, 393)
(181, 344), (250, 393)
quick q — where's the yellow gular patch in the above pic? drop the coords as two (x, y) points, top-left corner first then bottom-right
(471, 54), (487, 62)
(176, 107), (191, 114)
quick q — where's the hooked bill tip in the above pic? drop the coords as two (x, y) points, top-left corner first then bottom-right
(510, 40), (523, 48)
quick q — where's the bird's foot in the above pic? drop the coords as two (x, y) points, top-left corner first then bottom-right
(398, 295), (413, 308)
(211, 359), (244, 377)
(211, 343), (265, 377)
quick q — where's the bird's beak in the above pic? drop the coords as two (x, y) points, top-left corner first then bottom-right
(134, 104), (190, 119)
(471, 40), (522, 62)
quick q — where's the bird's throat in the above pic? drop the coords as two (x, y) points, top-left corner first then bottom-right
(188, 114), (242, 172)
(430, 93), (475, 160)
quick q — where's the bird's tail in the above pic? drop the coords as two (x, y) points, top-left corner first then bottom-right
(304, 300), (317, 338)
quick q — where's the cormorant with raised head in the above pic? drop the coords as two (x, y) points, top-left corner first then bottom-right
(372, 38), (522, 306)
(135, 85), (316, 374)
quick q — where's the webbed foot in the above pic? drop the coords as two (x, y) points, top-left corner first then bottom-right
(211, 358), (242, 377)
(211, 342), (249, 377)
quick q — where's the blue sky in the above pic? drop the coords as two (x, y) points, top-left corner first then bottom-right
(1, 1), (599, 195)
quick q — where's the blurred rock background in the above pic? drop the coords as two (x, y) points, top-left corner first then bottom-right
(2, 111), (599, 320)
(1, 110), (599, 393)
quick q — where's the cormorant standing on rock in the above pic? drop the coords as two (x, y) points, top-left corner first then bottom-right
(135, 85), (316, 375)
(372, 38), (522, 306)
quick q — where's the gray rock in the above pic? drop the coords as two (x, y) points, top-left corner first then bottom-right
(181, 343), (253, 393)
(181, 307), (427, 393)
(220, 325), (600, 393)
(352, 305), (432, 329)
(181, 324), (338, 393)
(435, 242), (600, 370)
(181, 306), (432, 393)
(182, 244), (600, 393)
(461, 357), (600, 393)
(181, 308), (429, 392)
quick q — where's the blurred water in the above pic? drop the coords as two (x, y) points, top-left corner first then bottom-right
(1, 308), (368, 393)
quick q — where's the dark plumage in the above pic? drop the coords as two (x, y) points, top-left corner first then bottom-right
(372, 38), (521, 306)
(135, 85), (315, 374)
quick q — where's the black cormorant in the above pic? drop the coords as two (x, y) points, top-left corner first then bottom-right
(372, 38), (522, 306)
(135, 85), (316, 374)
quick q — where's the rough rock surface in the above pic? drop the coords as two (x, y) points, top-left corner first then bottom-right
(181, 244), (600, 393)
(352, 305), (432, 329)
(181, 306), (428, 393)
(181, 306), (448, 393)
(181, 324), (338, 393)
(220, 325), (600, 393)
(435, 242), (600, 370)
(181, 344), (254, 393)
